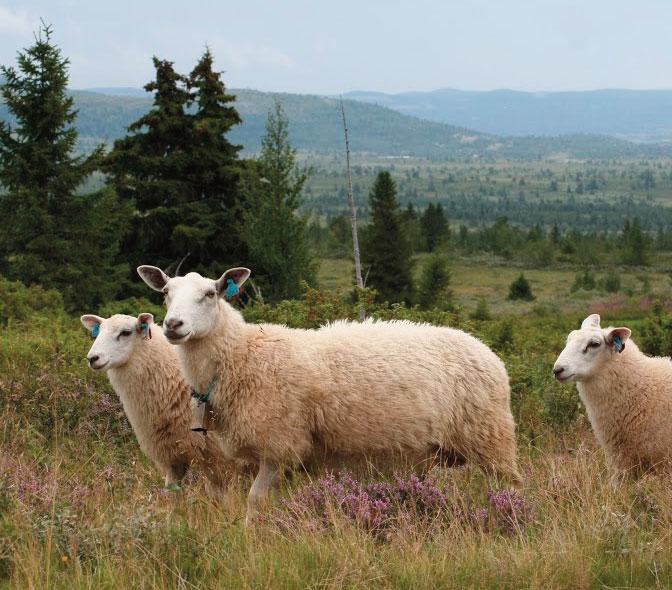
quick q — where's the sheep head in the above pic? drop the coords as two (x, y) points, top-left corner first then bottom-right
(137, 266), (250, 344)
(553, 313), (631, 383)
(81, 313), (154, 371)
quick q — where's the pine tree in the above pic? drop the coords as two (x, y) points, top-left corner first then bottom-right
(241, 101), (316, 301)
(418, 253), (452, 310)
(621, 217), (649, 266)
(362, 171), (413, 303)
(104, 51), (243, 274)
(187, 48), (245, 270)
(507, 274), (535, 301)
(0, 23), (130, 309)
(420, 203), (449, 251)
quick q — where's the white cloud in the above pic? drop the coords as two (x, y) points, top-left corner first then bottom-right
(0, 4), (33, 36)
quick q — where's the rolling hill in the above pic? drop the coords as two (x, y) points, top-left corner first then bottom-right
(1, 86), (671, 160)
(344, 88), (672, 139)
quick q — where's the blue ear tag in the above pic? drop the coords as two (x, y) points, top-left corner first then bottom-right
(224, 277), (239, 301)
(91, 323), (100, 338)
(613, 335), (623, 353)
(139, 322), (152, 340)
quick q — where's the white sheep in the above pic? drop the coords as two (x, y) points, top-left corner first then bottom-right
(81, 312), (241, 493)
(553, 313), (672, 475)
(137, 266), (522, 522)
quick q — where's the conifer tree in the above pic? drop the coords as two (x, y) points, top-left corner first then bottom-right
(362, 171), (413, 303)
(104, 51), (243, 274)
(0, 23), (129, 309)
(621, 217), (649, 266)
(241, 101), (316, 301)
(418, 253), (452, 310)
(420, 202), (449, 251)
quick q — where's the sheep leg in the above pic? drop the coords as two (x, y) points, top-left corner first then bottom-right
(245, 460), (278, 526)
(164, 463), (188, 489)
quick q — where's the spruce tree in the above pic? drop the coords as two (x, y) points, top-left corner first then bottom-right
(621, 217), (649, 266)
(420, 203), (449, 251)
(418, 253), (452, 310)
(104, 51), (243, 274)
(187, 49), (245, 270)
(0, 23), (130, 309)
(362, 171), (413, 303)
(507, 274), (535, 301)
(241, 101), (316, 301)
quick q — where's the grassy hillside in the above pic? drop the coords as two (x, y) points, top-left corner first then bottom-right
(4, 266), (672, 588)
(345, 88), (672, 139)
(2, 87), (671, 160)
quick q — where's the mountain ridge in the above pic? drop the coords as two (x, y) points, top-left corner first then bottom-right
(2, 85), (671, 160)
(343, 88), (672, 139)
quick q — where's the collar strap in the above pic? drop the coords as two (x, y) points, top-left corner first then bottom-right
(191, 375), (219, 403)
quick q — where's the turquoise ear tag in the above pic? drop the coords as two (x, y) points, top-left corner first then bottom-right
(91, 323), (100, 338)
(139, 322), (152, 340)
(224, 278), (239, 301)
(613, 335), (623, 353)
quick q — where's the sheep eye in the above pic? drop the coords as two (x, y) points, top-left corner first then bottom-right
(205, 290), (216, 299)
(584, 341), (601, 352)
(118, 329), (133, 339)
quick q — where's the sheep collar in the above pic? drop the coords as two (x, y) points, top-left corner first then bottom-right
(191, 375), (219, 404)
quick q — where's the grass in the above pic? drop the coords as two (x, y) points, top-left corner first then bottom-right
(6, 429), (672, 589)
(3, 264), (672, 588)
(317, 253), (672, 316)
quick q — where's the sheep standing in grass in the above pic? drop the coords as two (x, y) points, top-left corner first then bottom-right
(81, 312), (240, 493)
(138, 265), (521, 522)
(553, 313), (672, 474)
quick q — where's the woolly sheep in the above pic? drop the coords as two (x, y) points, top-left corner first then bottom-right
(137, 266), (522, 522)
(81, 312), (241, 493)
(553, 313), (672, 475)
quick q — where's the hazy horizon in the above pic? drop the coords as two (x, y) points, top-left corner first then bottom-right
(2, 0), (672, 95)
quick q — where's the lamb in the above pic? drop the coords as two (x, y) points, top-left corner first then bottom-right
(553, 313), (672, 475)
(81, 312), (241, 494)
(137, 265), (522, 522)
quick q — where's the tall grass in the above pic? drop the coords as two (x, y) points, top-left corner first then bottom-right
(3, 284), (672, 588)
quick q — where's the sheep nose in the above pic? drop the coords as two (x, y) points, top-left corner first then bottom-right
(165, 318), (183, 331)
(87, 355), (100, 366)
(553, 366), (564, 376)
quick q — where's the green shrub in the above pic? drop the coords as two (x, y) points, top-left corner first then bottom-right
(640, 301), (672, 356)
(0, 277), (65, 325)
(417, 253), (452, 310)
(507, 274), (535, 301)
(469, 297), (492, 321)
(570, 270), (596, 293)
(98, 297), (166, 323)
(599, 270), (621, 293)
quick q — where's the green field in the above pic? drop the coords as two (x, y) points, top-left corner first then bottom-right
(3, 262), (672, 589)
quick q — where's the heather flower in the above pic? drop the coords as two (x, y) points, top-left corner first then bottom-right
(487, 489), (534, 534)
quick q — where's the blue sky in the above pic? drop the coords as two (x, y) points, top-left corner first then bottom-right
(1, 0), (671, 93)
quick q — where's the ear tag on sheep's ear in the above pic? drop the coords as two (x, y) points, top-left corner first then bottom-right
(91, 323), (100, 338)
(613, 335), (624, 353)
(224, 277), (239, 301)
(138, 322), (152, 340)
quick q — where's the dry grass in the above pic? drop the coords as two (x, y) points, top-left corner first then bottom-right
(4, 423), (672, 589)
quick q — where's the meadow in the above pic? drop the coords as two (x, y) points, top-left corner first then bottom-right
(2, 258), (672, 589)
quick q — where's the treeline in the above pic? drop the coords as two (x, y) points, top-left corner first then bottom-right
(0, 25), (315, 310)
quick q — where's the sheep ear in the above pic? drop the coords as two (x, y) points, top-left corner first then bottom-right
(581, 314), (601, 329)
(137, 265), (169, 292)
(137, 312), (153, 340)
(137, 312), (154, 326)
(215, 267), (251, 296)
(606, 327), (631, 353)
(81, 314), (104, 333)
